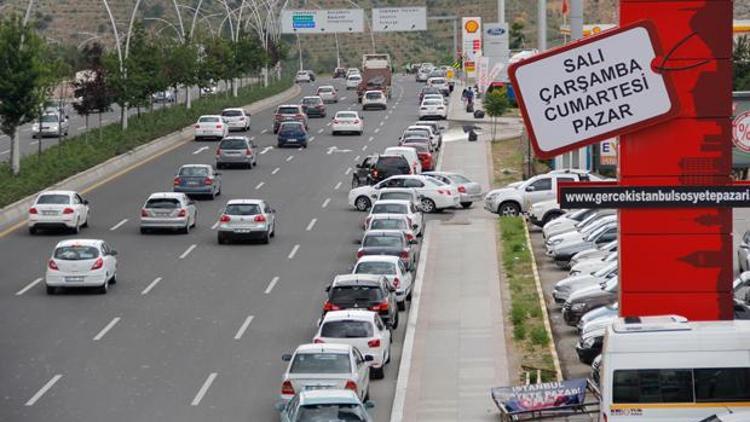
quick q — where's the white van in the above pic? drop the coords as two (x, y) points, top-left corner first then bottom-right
(600, 316), (750, 422)
(384, 146), (422, 174)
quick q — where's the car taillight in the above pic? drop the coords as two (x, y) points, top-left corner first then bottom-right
(406, 233), (414, 241)
(458, 185), (467, 193)
(215, 124), (223, 128)
(367, 339), (381, 348)
(215, 148), (221, 156)
(392, 277), (400, 288)
(356, 250), (365, 258)
(296, 114), (304, 120)
(344, 380), (357, 392)
(63, 208), (75, 214)
(281, 381), (295, 396)
(371, 169), (379, 178)
(29, 207), (38, 214)
(204, 178), (213, 185)
(323, 301), (340, 311)
(91, 257), (104, 270)
(254, 215), (266, 222)
(219, 214), (231, 223)
(246, 148), (252, 156)
(141, 209), (149, 217)
(48, 259), (59, 270)
(194, 124), (200, 128)
(400, 250), (409, 259)
(353, 119), (360, 124)
(370, 300), (390, 312)
(173, 177), (181, 186)
(437, 189), (451, 196)
(313, 338), (324, 344)
(333, 119), (340, 124)
(177, 209), (187, 217)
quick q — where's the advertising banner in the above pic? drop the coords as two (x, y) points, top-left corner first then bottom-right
(491, 379), (587, 413)
(462, 17), (482, 78)
(484, 22), (510, 82)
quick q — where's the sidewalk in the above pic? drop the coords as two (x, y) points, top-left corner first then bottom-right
(390, 124), (511, 420)
(448, 82), (521, 130)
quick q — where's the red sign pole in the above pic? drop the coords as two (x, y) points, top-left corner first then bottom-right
(618, 0), (733, 319)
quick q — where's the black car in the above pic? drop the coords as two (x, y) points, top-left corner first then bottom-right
(334, 67), (347, 78)
(301, 96), (326, 118)
(324, 274), (399, 328)
(575, 330), (604, 364)
(352, 155), (377, 188)
(370, 155), (412, 184)
(357, 230), (417, 270)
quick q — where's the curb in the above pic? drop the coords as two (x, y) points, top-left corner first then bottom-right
(0, 84), (301, 236)
(522, 218), (564, 381)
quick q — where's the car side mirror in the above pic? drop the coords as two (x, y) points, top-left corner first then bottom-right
(83, 199), (90, 205)
(215, 172), (222, 176)
(274, 402), (286, 412)
(364, 354), (375, 362)
(409, 239), (418, 245)
(110, 250), (118, 256)
(364, 400), (375, 409)
(741, 243), (749, 249)
(325, 285), (331, 292)
(526, 186), (536, 192)
(388, 285), (396, 292)
(282, 353), (292, 362)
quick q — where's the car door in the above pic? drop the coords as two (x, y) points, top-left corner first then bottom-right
(374, 315), (391, 352)
(410, 203), (423, 230)
(357, 156), (374, 182)
(183, 195), (196, 223)
(74, 193), (88, 222)
(398, 260), (413, 293)
(403, 178), (426, 196)
(264, 202), (275, 228)
(352, 348), (369, 397)
(210, 167), (221, 191)
(524, 177), (553, 205)
(101, 242), (116, 275)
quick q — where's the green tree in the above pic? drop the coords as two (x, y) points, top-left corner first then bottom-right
(734, 35), (750, 91)
(483, 88), (510, 140)
(72, 43), (112, 142)
(510, 20), (527, 50)
(0, 15), (56, 174)
(160, 40), (198, 108)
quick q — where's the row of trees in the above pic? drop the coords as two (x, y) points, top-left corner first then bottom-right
(0, 6), (287, 175)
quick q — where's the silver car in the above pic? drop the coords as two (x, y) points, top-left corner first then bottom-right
(423, 171), (483, 208)
(217, 199), (276, 244)
(216, 136), (257, 169)
(140, 192), (197, 234)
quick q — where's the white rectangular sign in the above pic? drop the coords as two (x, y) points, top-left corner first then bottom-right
(372, 7), (427, 32)
(509, 23), (677, 158)
(281, 9), (364, 34)
(484, 22), (510, 82)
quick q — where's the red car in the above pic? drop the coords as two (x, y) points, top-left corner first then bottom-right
(403, 142), (434, 171)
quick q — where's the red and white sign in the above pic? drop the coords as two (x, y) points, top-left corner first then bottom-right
(462, 17), (482, 78)
(733, 111), (750, 152)
(509, 21), (678, 158)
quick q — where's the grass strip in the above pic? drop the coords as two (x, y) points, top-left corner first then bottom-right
(0, 79), (292, 208)
(499, 216), (557, 381)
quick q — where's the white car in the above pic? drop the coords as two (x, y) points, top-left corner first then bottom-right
(32, 113), (69, 138)
(364, 200), (424, 236)
(193, 115), (228, 141)
(346, 74), (362, 90)
(313, 310), (392, 379)
(220, 108), (251, 131)
(365, 214), (417, 241)
(569, 240), (618, 268)
(349, 175), (458, 213)
(29, 190), (90, 234)
(332, 111), (364, 135)
(140, 192), (197, 234)
(217, 199), (277, 244)
(418, 98), (447, 120)
(423, 171), (484, 208)
(484, 172), (593, 216)
(528, 199), (566, 228)
(45, 239), (118, 294)
(570, 251), (618, 277)
(353, 255), (414, 309)
(346, 68), (360, 78)
(384, 146), (422, 174)
(422, 93), (448, 106)
(316, 85), (338, 103)
(280, 343), (371, 403)
(362, 90), (387, 110)
(427, 77), (450, 95)
(375, 188), (422, 211)
(295, 70), (312, 83)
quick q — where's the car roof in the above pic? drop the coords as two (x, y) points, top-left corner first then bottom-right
(222, 108), (244, 112)
(198, 114), (222, 118)
(179, 163), (211, 169)
(369, 214), (409, 221)
(372, 199), (412, 207)
(356, 255), (401, 264)
(323, 310), (378, 322)
(278, 104), (301, 109)
(297, 389), (361, 405)
(295, 343), (352, 353)
(280, 121), (303, 126)
(317, 85), (335, 89)
(332, 274), (385, 286)
(364, 229), (405, 237)
(222, 136), (250, 141)
(365, 90), (384, 94)
(38, 190), (76, 197)
(302, 95), (322, 100)
(336, 111), (358, 116)
(55, 239), (103, 248)
(225, 199), (263, 205)
(146, 192), (185, 200)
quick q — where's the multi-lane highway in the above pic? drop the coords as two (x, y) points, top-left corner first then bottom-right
(0, 76), (434, 421)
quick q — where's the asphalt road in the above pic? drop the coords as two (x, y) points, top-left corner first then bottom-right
(0, 76), (431, 421)
(0, 80), (236, 160)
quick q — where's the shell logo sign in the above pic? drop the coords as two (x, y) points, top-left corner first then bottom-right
(464, 19), (480, 34)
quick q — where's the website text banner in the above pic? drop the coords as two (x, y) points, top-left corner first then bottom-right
(559, 185), (750, 208)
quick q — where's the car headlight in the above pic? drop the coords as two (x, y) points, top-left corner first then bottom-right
(485, 193), (499, 201)
(571, 303), (587, 312)
(581, 336), (596, 348)
(551, 238), (564, 245)
(570, 270), (581, 276)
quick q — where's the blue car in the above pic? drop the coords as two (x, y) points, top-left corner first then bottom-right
(277, 121), (308, 148)
(173, 164), (222, 199)
(276, 389), (374, 422)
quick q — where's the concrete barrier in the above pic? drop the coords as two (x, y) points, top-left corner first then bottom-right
(0, 84), (301, 234)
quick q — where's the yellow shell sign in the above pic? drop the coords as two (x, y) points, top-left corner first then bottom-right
(464, 19), (480, 33)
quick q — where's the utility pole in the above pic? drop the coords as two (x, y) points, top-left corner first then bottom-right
(297, 32), (303, 71)
(537, 0), (547, 51)
(498, 0), (505, 23)
(570, 0), (583, 41)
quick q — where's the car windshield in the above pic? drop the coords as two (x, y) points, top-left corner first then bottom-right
(179, 167), (209, 177)
(225, 204), (261, 215)
(37, 194), (70, 205)
(380, 192), (412, 201)
(404, 143), (429, 153)
(145, 198), (180, 209)
(355, 261), (397, 275)
(366, 92), (382, 99)
(405, 129), (429, 137)
(423, 100), (442, 106)
(40, 114), (59, 123)
(198, 116), (220, 123)
(318, 87), (334, 92)
(421, 87), (440, 94)
(431, 78), (446, 84)
(297, 404), (367, 421)
(296, 71), (307, 76)
(221, 110), (242, 117)
(594, 262), (618, 278)
(289, 353), (351, 374)
(280, 124), (304, 134)
(372, 203), (407, 214)
(363, 235), (402, 248)
(337, 112), (358, 120)
(586, 224), (613, 241)
(331, 285), (384, 302)
(448, 174), (472, 183)
(278, 107), (300, 114)
(371, 219), (406, 230)
(303, 97), (321, 105)
(349, 76), (361, 81)
(220, 138), (248, 149)
(376, 157), (408, 171)
(321, 320), (374, 338)
(54, 245), (99, 260)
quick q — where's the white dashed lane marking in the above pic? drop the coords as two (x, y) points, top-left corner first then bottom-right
(322, 198), (331, 208)
(25, 374), (62, 406)
(141, 277), (163, 295)
(288, 244), (300, 260)
(179, 244), (197, 259)
(191, 373), (218, 406)
(16, 277), (42, 296)
(306, 218), (317, 231)
(93, 317), (121, 341)
(109, 219), (128, 231)
(264, 276), (279, 294)
(272, 167), (280, 175)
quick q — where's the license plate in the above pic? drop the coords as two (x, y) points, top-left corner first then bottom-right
(234, 229), (251, 233)
(41, 211), (57, 215)
(286, 138), (297, 143)
(305, 385), (334, 391)
(188, 181), (199, 186)
(65, 276), (84, 283)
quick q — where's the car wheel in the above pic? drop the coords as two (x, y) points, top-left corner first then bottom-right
(81, 215), (89, 227)
(98, 280), (109, 294)
(217, 163), (223, 170)
(110, 272), (117, 284)
(46, 285), (56, 295)
(420, 198), (437, 214)
(217, 232), (226, 245)
(391, 313), (399, 330)
(181, 223), (190, 234)
(460, 202), (472, 209)
(498, 201), (521, 216)
(407, 288), (413, 301)
(29, 226), (37, 235)
(270, 223), (276, 238)
(262, 230), (270, 244)
(355, 196), (371, 211)
(370, 365), (385, 380)
(72, 220), (81, 234)
(397, 300), (406, 311)
(303, 143), (308, 149)
(140, 227), (149, 235)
